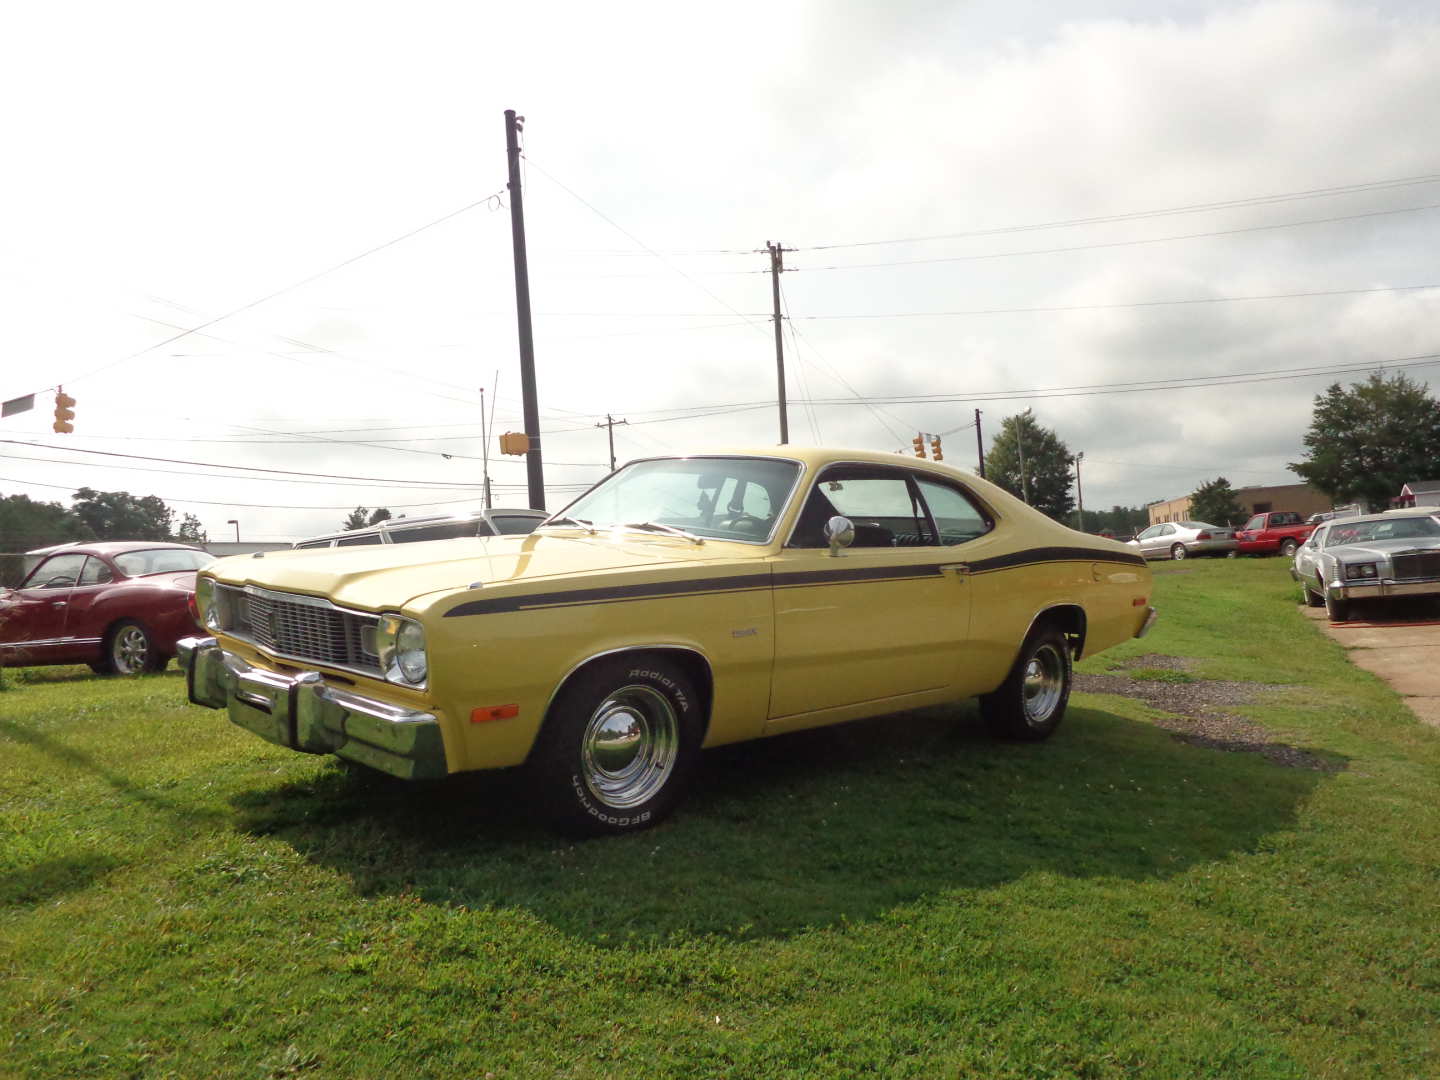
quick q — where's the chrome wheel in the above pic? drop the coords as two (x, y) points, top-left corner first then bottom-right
(1022, 643), (1066, 725)
(1171, 544), (1187, 561)
(111, 624), (151, 674)
(579, 684), (680, 810)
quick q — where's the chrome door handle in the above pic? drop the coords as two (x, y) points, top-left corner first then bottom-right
(939, 563), (970, 578)
(51, 601), (67, 608)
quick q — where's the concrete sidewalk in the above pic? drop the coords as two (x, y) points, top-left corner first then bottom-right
(1303, 603), (1440, 728)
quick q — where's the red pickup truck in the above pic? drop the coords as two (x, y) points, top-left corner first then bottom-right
(1234, 511), (1316, 557)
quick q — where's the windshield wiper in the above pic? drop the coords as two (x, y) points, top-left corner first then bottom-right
(540, 515), (597, 534)
(621, 521), (704, 545)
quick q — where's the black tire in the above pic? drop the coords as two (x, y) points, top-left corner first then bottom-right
(1324, 589), (1350, 623)
(528, 656), (701, 836)
(1302, 579), (1325, 607)
(99, 619), (164, 675)
(1170, 544), (1187, 561)
(1280, 538), (1299, 558)
(979, 627), (1072, 741)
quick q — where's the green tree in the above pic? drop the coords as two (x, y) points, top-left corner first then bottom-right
(175, 513), (207, 544)
(0, 492), (92, 552)
(985, 410), (1075, 521)
(1291, 372), (1440, 510)
(1189, 477), (1245, 526)
(342, 507), (392, 531)
(71, 488), (174, 541)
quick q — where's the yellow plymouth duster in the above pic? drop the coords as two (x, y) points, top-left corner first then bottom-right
(179, 447), (1155, 835)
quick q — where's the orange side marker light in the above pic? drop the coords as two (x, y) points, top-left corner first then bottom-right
(1132, 597), (1149, 606)
(471, 704), (520, 724)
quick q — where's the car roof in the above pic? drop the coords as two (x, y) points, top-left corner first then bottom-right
(1321, 511), (1438, 527)
(24, 540), (205, 557)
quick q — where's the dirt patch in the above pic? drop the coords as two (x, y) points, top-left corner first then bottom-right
(1075, 662), (1340, 772)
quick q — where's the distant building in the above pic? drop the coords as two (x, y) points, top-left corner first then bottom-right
(1396, 480), (1440, 509)
(1147, 482), (1333, 526)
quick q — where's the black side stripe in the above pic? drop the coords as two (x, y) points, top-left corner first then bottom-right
(441, 546), (1145, 619)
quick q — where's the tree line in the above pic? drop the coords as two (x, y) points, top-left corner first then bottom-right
(0, 489), (206, 552)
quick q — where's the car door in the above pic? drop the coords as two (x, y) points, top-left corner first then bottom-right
(56, 555), (119, 654)
(1, 552), (88, 662)
(767, 464), (973, 725)
(1137, 524), (1171, 558)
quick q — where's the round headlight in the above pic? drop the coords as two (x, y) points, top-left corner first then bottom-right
(395, 620), (428, 684)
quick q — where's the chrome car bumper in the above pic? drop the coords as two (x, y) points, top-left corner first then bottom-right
(1325, 579), (1440, 602)
(176, 636), (446, 780)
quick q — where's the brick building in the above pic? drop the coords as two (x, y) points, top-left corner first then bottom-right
(1147, 482), (1333, 527)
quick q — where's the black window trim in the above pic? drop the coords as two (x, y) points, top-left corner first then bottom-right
(783, 462), (996, 550)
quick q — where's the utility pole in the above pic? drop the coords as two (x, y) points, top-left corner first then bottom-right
(1074, 451), (1085, 531)
(595, 413), (628, 472)
(767, 241), (789, 444)
(974, 408), (985, 479)
(1017, 424), (1030, 505)
(479, 386), (493, 509)
(505, 109), (545, 510)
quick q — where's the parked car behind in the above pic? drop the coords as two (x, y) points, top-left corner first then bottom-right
(293, 508), (547, 549)
(1, 541), (213, 673)
(180, 447), (1157, 836)
(1292, 511), (1440, 621)
(1128, 521), (1237, 560)
(1234, 511), (1315, 557)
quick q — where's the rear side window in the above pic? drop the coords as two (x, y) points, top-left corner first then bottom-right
(295, 540), (333, 549)
(336, 533), (383, 547)
(388, 521), (478, 543)
(492, 516), (542, 535)
(79, 557), (115, 585)
(916, 479), (993, 545)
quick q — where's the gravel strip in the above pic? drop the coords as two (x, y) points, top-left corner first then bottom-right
(1075, 664), (1341, 772)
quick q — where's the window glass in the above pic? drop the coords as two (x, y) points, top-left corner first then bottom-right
(1324, 516), (1440, 547)
(473, 519), (496, 537)
(23, 552), (87, 588)
(491, 516), (541, 535)
(78, 557), (115, 586)
(791, 469), (933, 548)
(388, 521), (477, 543)
(294, 540), (332, 549)
(917, 479), (992, 545)
(1137, 526), (1158, 540)
(112, 549), (216, 575)
(1243, 515), (1264, 531)
(555, 456), (799, 542)
(336, 533), (384, 546)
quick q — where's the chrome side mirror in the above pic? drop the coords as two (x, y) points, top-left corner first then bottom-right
(825, 515), (855, 557)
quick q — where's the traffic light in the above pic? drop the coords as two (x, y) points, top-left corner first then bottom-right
(912, 434), (926, 458)
(929, 435), (943, 461)
(499, 431), (530, 456)
(52, 389), (76, 434)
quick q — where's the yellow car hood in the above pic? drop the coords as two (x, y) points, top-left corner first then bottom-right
(208, 533), (752, 613)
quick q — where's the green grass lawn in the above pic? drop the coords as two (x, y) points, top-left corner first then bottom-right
(3, 557), (1438, 1078)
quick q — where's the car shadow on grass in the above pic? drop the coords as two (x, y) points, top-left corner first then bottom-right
(227, 703), (1339, 945)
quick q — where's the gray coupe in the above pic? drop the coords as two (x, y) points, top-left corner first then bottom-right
(1292, 510), (1440, 621)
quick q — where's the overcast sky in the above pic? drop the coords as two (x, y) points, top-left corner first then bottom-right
(3, 0), (1439, 542)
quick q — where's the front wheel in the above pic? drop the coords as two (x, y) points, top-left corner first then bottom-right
(1324, 589), (1350, 623)
(1301, 578), (1325, 607)
(1171, 544), (1187, 561)
(980, 628), (1073, 741)
(528, 656), (701, 836)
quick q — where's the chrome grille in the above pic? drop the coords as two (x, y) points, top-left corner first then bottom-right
(1391, 552), (1440, 580)
(216, 584), (381, 675)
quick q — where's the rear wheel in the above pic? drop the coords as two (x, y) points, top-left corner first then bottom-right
(980, 627), (1072, 741)
(100, 619), (165, 675)
(528, 656), (701, 836)
(1170, 544), (1187, 561)
(1281, 538), (1299, 557)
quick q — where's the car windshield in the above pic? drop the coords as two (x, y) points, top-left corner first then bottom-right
(547, 456), (801, 542)
(1324, 517), (1440, 547)
(112, 548), (216, 576)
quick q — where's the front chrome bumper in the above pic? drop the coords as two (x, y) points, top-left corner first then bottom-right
(176, 636), (446, 780)
(1327, 579), (1440, 602)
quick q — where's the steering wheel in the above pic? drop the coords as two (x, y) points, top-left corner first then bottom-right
(718, 512), (767, 534)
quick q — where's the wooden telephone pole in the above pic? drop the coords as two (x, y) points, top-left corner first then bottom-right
(595, 413), (628, 472)
(505, 109), (545, 510)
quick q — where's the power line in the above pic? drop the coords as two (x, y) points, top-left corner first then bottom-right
(40, 187), (509, 393)
(792, 203), (1440, 273)
(798, 170), (1440, 251)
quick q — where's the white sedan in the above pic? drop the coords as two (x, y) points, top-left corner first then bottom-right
(1128, 521), (1237, 561)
